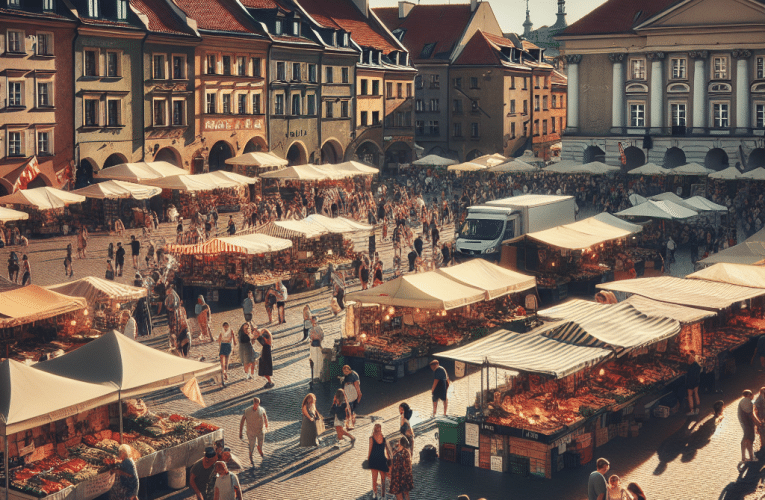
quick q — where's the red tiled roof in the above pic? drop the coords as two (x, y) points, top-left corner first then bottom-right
(0, 7), (73, 21)
(172, 0), (253, 34)
(131, 0), (195, 36)
(239, 0), (281, 9)
(561, 0), (680, 36)
(272, 34), (320, 45)
(80, 17), (140, 28)
(298, 0), (399, 53)
(521, 39), (539, 50)
(484, 32), (517, 49)
(453, 30), (500, 66)
(374, 4), (473, 60)
(551, 69), (567, 85)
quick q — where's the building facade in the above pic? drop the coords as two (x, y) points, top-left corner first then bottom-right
(557, 0), (765, 171)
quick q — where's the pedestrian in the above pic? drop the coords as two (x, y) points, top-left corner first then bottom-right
(217, 322), (236, 386)
(153, 277), (166, 315)
(173, 320), (190, 358)
(109, 444), (139, 500)
(369, 231), (376, 256)
(607, 475), (635, 500)
(239, 397), (268, 466)
(276, 280), (288, 324)
(755, 387), (765, 444)
(752, 333), (765, 370)
(429, 359), (449, 417)
(685, 352), (701, 416)
(77, 226), (88, 259)
(367, 423), (392, 500)
(238, 322), (256, 380)
(341, 364), (362, 429)
(212, 461), (241, 500)
(145, 241), (155, 269)
(309, 316), (324, 385)
(227, 216), (236, 235)
(329, 389), (355, 447)
(407, 249), (417, 272)
(115, 242), (126, 277)
(667, 236), (676, 263)
(431, 221), (440, 249)
(264, 286), (277, 323)
(588, 458), (610, 500)
(20, 254), (30, 286)
(64, 250), (73, 278)
(300, 393), (324, 447)
(255, 327), (274, 388)
(114, 218), (125, 237)
(414, 235), (423, 257)
(121, 310), (136, 340)
(7, 251), (18, 283)
(107, 242), (114, 260)
(373, 260), (384, 287)
(389, 437), (413, 500)
(129, 235), (140, 269)
(626, 483), (646, 500)
(739, 389), (760, 463)
(359, 259), (370, 290)
(301, 304), (313, 342)
(189, 447), (218, 500)
(242, 290), (255, 323)
(195, 295), (213, 342)
(441, 242), (452, 267)
(399, 402), (415, 452)
(105, 259), (115, 280)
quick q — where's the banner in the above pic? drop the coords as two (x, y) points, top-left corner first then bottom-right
(56, 163), (73, 187)
(12, 156), (41, 192)
(617, 142), (627, 166)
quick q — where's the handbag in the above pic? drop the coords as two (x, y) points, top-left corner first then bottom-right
(315, 412), (325, 435)
(344, 382), (358, 403)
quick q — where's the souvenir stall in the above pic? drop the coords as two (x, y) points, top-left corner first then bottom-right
(46, 278), (147, 333)
(71, 181), (161, 232)
(2, 332), (221, 500)
(0, 208), (29, 245)
(143, 172), (256, 219)
(341, 261), (536, 381)
(225, 151), (288, 177)
(0, 285), (90, 362)
(503, 213), (643, 304)
(259, 164), (374, 209)
(0, 188), (85, 236)
(93, 162), (189, 183)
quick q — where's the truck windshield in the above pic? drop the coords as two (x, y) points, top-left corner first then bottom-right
(460, 219), (504, 240)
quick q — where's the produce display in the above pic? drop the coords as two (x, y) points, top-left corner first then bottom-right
(176, 250), (292, 289)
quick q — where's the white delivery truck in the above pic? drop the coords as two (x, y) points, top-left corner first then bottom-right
(455, 194), (576, 261)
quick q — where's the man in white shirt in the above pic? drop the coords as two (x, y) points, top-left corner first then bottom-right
(276, 281), (288, 324)
(309, 315), (324, 386)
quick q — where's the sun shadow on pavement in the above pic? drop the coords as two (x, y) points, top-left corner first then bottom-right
(654, 413), (721, 474)
(718, 460), (765, 500)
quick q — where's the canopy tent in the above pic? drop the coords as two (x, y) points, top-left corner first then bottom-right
(94, 162), (189, 183)
(623, 295), (716, 324)
(545, 161), (620, 175)
(346, 272), (486, 310)
(143, 172), (254, 191)
(627, 163), (671, 176)
(470, 153), (507, 167)
(260, 164), (340, 181)
(411, 154), (458, 167)
(332, 161), (379, 175)
(224, 151), (288, 168)
(303, 214), (373, 234)
(670, 162), (714, 176)
(258, 219), (327, 240)
(447, 162), (487, 172)
(596, 276), (765, 310)
(72, 180), (162, 200)
(538, 299), (681, 356)
(437, 329), (611, 379)
(436, 259), (536, 300)
(166, 233), (292, 256)
(0, 285), (86, 328)
(743, 167), (765, 180)
(47, 276), (147, 303)
(647, 192), (698, 211)
(709, 166), (744, 180)
(0, 187), (85, 210)
(488, 159), (539, 173)
(0, 206), (29, 222)
(698, 241), (765, 266)
(687, 263), (765, 289)
(0, 359), (115, 434)
(519, 213), (642, 250)
(683, 196), (728, 212)
(209, 170), (259, 185)
(616, 200), (698, 220)
(35, 330), (219, 399)
(629, 193), (647, 206)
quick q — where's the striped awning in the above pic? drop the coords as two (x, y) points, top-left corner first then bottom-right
(522, 213), (642, 250)
(257, 220), (327, 239)
(165, 233), (292, 256)
(437, 329), (611, 378)
(623, 295), (715, 324)
(596, 276), (765, 311)
(538, 299), (681, 356)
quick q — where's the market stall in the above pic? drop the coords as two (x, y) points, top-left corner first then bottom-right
(0, 188), (85, 236)
(544, 161), (620, 175)
(71, 180), (161, 231)
(93, 162), (188, 183)
(225, 151), (288, 177)
(143, 172), (256, 219)
(698, 228), (765, 267)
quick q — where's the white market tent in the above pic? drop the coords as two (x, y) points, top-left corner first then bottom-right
(304, 214), (373, 234)
(225, 151), (288, 168)
(143, 172), (256, 191)
(436, 259), (536, 300)
(470, 153), (507, 167)
(743, 167), (765, 180)
(616, 200), (698, 220)
(687, 263), (765, 289)
(411, 154), (458, 167)
(209, 170), (259, 185)
(260, 164), (339, 181)
(596, 276), (765, 311)
(333, 161), (379, 175)
(0, 285), (87, 329)
(0, 206), (28, 222)
(72, 180), (162, 200)
(94, 161), (189, 183)
(518, 213), (642, 250)
(47, 276), (147, 303)
(545, 161), (620, 175)
(0, 187), (85, 210)
(698, 241), (765, 266)
(647, 192), (698, 211)
(258, 219), (328, 240)
(629, 193), (647, 206)
(437, 329), (611, 379)
(346, 272), (486, 310)
(683, 196), (728, 212)
(448, 162), (487, 172)
(488, 159), (539, 173)
(622, 295), (716, 324)
(166, 233), (292, 256)
(709, 166), (744, 180)
(627, 163), (671, 176)
(670, 162), (714, 176)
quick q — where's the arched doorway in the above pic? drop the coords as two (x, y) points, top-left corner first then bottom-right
(623, 146), (645, 170)
(354, 141), (382, 166)
(385, 141), (413, 166)
(209, 141), (233, 171)
(27, 177), (47, 189)
(466, 149), (484, 162)
(321, 140), (343, 164)
(748, 148), (765, 170)
(154, 147), (181, 166)
(0, 184), (8, 197)
(75, 159), (97, 188)
(244, 137), (267, 154)
(705, 148), (729, 171)
(582, 145), (605, 163)
(103, 153), (126, 169)
(663, 147), (686, 169)
(286, 142), (308, 166)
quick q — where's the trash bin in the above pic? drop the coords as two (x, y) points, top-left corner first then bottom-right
(167, 467), (186, 489)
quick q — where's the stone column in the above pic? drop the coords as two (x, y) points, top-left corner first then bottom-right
(609, 53), (626, 134)
(690, 51), (708, 133)
(733, 49), (752, 135)
(647, 52), (665, 134)
(565, 54), (581, 133)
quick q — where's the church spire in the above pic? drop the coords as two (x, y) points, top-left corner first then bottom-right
(523, 0), (533, 37)
(555, 0), (568, 28)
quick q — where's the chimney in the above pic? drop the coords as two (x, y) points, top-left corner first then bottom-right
(398, 1), (414, 19)
(471, 0), (478, 12)
(352, 0), (369, 18)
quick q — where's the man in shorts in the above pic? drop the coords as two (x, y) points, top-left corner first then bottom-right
(341, 364), (362, 429)
(739, 389), (760, 463)
(430, 359), (449, 417)
(308, 315), (324, 385)
(239, 397), (268, 466)
(276, 280), (288, 324)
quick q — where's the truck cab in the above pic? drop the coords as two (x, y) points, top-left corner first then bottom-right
(455, 206), (518, 261)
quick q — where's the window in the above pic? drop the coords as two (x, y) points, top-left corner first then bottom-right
(551, 118), (556, 133)
(308, 64), (316, 83)
(510, 76), (515, 89)
(42, 0), (54, 10)
(671, 58), (686, 79)
(341, 101), (349, 118)
(276, 62), (285, 81)
(173, 56), (185, 79)
(415, 99), (423, 112)
(397, 83), (403, 98)
(542, 96), (548, 110)
(511, 122), (516, 138)
(37, 131), (50, 155)
(107, 99), (120, 126)
(560, 116), (564, 133)
(342, 67), (349, 84)
(116, 0), (127, 20)
(630, 102), (645, 127)
(522, 77), (527, 90)
(713, 102), (729, 128)
(252, 58), (262, 77)
(430, 74), (439, 89)
(534, 95), (540, 111)
(206, 54), (216, 75)
(430, 99), (439, 112)
(453, 122), (462, 137)
(37, 34), (52, 56)
(84, 99), (98, 126)
(630, 58), (646, 80)
(37, 82), (51, 107)
(153, 55), (165, 80)
(371, 110), (378, 124)
(306, 94), (314, 115)
(342, 33), (349, 47)
(253, 94), (262, 114)
(561, 95), (565, 108)
(222, 56), (231, 75)
(8, 82), (23, 107)
(542, 120), (548, 136)
(153, 99), (166, 126)
(236, 56), (246, 76)
(291, 94), (301, 115)
(325, 66), (333, 83)
(172, 100), (184, 125)
(713, 56), (728, 79)
(415, 76), (423, 89)
(415, 120), (424, 135)
(274, 94), (284, 115)
(222, 93), (231, 114)
(106, 52), (119, 77)
(84, 50), (98, 76)
(454, 77), (462, 89)
(8, 132), (22, 156)
(360, 111), (368, 126)
(535, 76), (540, 89)
(534, 120), (539, 135)
(756, 103), (765, 128)
(360, 79), (368, 95)
(428, 120), (439, 135)
(87, 0), (98, 17)
(407, 83), (412, 97)
(8, 0), (19, 7)
(509, 100), (515, 114)
(670, 102), (686, 127)
(757, 57), (765, 80)
(523, 100), (528, 115)
(291, 62), (300, 82)
(453, 99), (462, 113)
(470, 122), (479, 138)
(238, 94), (247, 115)
(386, 82), (393, 98)
(325, 101), (333, 118)
(292, 21), (300, 37)
(205, 93), (216, 114)
(397, 111), (411, 127)
(551, 95), (557, 108)
(275, 18), (283, 35)
(469, 77), (478, 89)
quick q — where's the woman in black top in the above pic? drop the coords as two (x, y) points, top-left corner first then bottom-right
(399, 403), (415, 452)
(373, 261), (383, 287)
(256, 328), (274, 388)
(359, 260), (369, 290)
(330, 389), (355, 446)
(367, 423), (392, 499)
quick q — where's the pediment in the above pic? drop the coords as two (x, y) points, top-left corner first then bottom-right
(637, 0), (765, 30)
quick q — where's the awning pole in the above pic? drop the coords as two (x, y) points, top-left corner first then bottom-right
(5, 432), (8, 500)
(119, 390), (123, 444)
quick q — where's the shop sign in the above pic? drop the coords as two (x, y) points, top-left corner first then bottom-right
(18, 443), (35, 456)
(203, 117), (263, 132)
(286, 130), (309, 138)
(465, 423), (480, 448)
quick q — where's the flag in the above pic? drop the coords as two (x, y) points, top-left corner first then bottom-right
(12, 156), (40, 193)
(618, 142), (627, 166)
(180, 377), (206, 407)
(55, 163), (73, 187)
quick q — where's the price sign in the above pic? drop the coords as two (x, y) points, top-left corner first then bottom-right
(490, 455), (503, 472)
(464, 423), (479, 448)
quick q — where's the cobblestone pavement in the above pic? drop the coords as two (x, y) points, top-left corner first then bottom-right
(8, 207), (765, 500)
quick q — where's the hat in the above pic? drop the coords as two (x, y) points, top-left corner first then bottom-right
(204, 446), (216, 458)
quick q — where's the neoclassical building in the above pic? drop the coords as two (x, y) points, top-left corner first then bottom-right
(556, 0), (765, 171)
